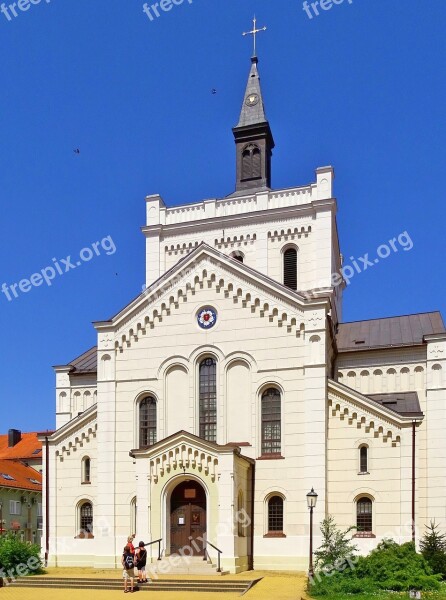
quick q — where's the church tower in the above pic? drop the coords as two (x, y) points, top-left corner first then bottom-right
(232, 55), (275, 194)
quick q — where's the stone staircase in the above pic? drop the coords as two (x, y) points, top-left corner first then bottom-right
(148, 555), (226, 576)
(7, 575), (261, 595)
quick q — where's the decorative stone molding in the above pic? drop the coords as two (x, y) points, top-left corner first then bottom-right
(165, 241), (200, 256)
(336, 364), (426, 393)
(113, 265), (309, 352)
(429, 344), (445, 360)
(328, 383), (403, 445)
(214, 233), (256, 249)
(98, 333), (113, 350)
(148, 444), (219, 484)
(55, 423), (97, 460)
(267, 226), (312, 242)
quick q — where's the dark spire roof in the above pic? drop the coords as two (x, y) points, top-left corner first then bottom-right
(232, 55), (275, 194)
(236, 56), (269, 128)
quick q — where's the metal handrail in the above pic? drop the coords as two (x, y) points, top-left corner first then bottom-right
(143, 538), (162, 561)
(203, 539), (222, 572)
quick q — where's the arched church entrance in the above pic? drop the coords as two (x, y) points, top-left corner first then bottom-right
(170, 480), (206, 556)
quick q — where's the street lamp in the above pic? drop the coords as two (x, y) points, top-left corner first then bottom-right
(306, 488), (318, 578)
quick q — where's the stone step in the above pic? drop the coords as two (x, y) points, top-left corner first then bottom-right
(7, 577), (256, 594)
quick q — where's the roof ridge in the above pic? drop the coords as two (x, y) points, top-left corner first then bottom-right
(340, 311), (444, 326)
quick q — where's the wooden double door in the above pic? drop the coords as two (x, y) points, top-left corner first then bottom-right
(170, 481), (206, 556)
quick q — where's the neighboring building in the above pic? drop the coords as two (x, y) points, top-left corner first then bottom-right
(0, 429), (51, 545)
(0, 459), (42, 544)
(0, 429), (44, 474)
(42, 53), (446, 572)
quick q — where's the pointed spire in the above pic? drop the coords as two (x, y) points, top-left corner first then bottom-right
(232, 54), (275, 195)
(236, 56), (268, 128)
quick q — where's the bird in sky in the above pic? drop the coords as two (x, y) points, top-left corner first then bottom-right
(73, 148), (80, 154)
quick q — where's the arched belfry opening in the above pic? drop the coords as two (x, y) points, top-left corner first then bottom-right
(169, 480), (207, 556)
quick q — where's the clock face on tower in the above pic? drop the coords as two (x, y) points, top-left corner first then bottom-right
(245, 93), (260, 107)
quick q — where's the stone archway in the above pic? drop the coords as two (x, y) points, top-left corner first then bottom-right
(169, 480), (206, 556)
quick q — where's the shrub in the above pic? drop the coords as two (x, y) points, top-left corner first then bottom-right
(0, 533), (43, 578)
(420, 521), (446, 579)
(314, 515), (358, 570)
(310, 539), (442, 596)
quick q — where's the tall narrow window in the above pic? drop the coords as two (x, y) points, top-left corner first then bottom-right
(237, 491), (245, 537)
(359, 446), (368, 473)
(356, 497), (372, 532)
(79, 502), (93, 537)
(268, 496), (284, 533)
(261, 388), (281, 455)
(82, 457), (91, 483)
(199, 358), (217, 442)
(283, 248), (297, 290)
(130, 497), (137, 536)
(140, 397), (157, 448)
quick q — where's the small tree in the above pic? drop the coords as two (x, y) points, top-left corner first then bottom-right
(420, 521), (446, 579)
(314, 515), (358, 570)
(0, 533), (43, 577)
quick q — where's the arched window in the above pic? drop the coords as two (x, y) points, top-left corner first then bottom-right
(261, 388), (281, 455)
(139, 397), (157, 448)
(199, 358), (217, 442)
(82, 457), (91, 484)
(130, 497), (137, 536)
(242, 144), (262, 180)
(359, 446), (368, 473)
(78, 502), (93, 538)
(268, 496), (284, 533)
(283, 248), (297, 291)
(356, 497), (372, 532)
(230, 251), (244, 263)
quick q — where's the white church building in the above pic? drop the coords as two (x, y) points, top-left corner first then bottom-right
(41, 53), (446, 573)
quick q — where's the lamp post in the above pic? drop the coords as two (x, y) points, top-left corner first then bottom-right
(306, 488), (318, 578)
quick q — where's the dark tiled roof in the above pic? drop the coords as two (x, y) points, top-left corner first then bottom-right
(337, 312), (445, 352)
(367, 392), (423, 417)
(69, 346), (97, 374)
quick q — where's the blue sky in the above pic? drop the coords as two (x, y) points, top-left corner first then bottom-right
(0, 0), (445, 432)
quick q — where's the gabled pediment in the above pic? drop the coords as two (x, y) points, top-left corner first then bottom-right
(328, 379), (422, 445)
(131, 430), (240, 484)
(94, 243), (328, 351)
(42, 405), (97, 459)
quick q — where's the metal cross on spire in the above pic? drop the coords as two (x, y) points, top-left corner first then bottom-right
(242, 16), (267, 57)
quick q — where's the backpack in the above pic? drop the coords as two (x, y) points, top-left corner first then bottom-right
(124, 553), (134, 570)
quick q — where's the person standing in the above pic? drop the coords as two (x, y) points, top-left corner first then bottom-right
(121, 545), (135, 593)
(127, 535), (136, 556)
(135, 541), (149, 583)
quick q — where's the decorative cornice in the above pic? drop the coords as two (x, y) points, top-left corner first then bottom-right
(328, 379), (422, 445)
(92, 245), (329, 353)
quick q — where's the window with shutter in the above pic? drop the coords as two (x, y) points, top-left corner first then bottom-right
(283, 248), (297, 290)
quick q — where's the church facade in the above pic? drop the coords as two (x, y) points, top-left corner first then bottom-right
(41, 55), (446, 573)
